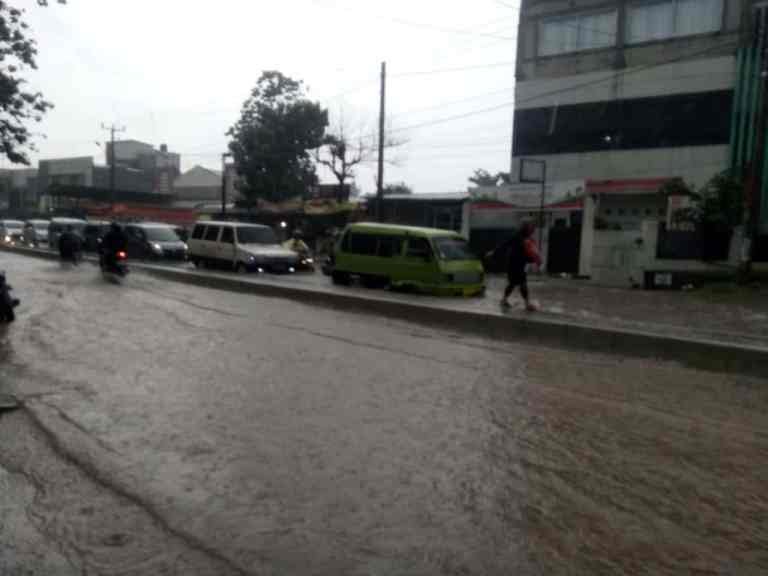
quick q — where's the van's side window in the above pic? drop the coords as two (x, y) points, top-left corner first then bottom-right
(406, 237), (432, 259)
(378, 236), (403, 258)
(192, 225), (205, 240)
(220, 227), (234, 244)
(340, 231), (351, 252)
(349, 233), (377, 255)
(204, 226), (220, 242)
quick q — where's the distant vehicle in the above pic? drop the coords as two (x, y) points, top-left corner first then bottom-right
(188, 221), (299, 273)
(330, 223), (485, 296)
(0, 220), (24, 245)
(123, 223), (188, 261)
(22, 219), (50, 246)
(82, 221), (112, 252)
(173, 225), (189, 243)
(48, 218), (86, 251)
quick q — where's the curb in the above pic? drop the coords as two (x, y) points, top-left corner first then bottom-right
(4, 244), (768, 377)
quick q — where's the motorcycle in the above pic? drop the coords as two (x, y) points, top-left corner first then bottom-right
(295, 249), (315, 272)
(0, 271), (20, 323)
(100, 250), (129, 282)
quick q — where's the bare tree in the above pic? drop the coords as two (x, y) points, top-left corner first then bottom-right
(314, 115), (405, 202)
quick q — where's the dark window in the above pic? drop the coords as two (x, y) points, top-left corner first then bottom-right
(340, 231), (351, 252)
(604, 209), (613, 216)
(348, 233), (378, 255)
(192, 225), (205, 240)
(204, 226), (220, 242)
(220, 227), (234, 244)
(645, 208), (653, 216)
(631, 209), (640, 216)
(513, 90), (732, 156)
(658, 207), (666, 216)
(378, 236), (403, 258)
(406, 237), (433, 259)
(618, 209), (626, 216)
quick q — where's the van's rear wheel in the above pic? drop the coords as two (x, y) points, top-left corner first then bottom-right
(331, 271), (351, 286)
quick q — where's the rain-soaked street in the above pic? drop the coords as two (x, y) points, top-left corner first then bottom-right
(1, 252), (767, 575)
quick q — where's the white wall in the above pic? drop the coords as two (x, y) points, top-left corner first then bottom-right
(513, 145), (728, 190)
(515, 56), (735, 110)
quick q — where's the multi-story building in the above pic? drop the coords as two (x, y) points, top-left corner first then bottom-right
(106, 140), (181, 195)
(513, 0), (744, 188)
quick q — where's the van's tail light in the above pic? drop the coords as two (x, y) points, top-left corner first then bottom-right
(117, 251), (127, 260)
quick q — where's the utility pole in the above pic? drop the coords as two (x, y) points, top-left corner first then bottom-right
(221, 152), (232, 217)
(745, 9), (768, 279)
(101, 123), (126, 208)
(376, 61), (386, 222)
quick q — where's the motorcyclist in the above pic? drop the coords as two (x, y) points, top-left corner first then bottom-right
(100, 222), (128, 269)
(58, 225), (83, 265)
(283, 230), (310, 257)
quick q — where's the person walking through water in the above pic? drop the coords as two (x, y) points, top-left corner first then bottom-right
(494, 221), (542, 311)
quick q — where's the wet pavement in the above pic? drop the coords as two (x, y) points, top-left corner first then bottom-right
(156, 259), (768, 348)
(0, 253), (767, 575)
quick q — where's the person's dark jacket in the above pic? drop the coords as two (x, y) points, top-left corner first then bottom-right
(58, 231), (82, 258)
(101, 229), (128, 255)
(497, 230), (541, 274)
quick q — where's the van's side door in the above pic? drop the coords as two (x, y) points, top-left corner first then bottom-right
(203, 225), (221, 263)
(401, 236), (438, 287)
(218, 226), (236, 266)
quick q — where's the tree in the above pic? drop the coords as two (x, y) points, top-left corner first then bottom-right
(468, 168), (512, 187)
(382, 182), (412, 195)
(0, 1), (65, 164)
(315, 115), (405, 201)
(227, 71), (328, 204)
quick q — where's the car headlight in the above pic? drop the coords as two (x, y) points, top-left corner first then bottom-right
(304, 258), (314, 264)
(248, 255), (256, 262)
(151, 242), (163, 254)
(4, 235), (10, 243)
(182, 243), (188, 251)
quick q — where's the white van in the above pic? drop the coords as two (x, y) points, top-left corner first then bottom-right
(188, 221), (299, 273)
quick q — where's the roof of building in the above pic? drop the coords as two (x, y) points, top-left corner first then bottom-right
(174, 165), (222, 189)
(375, 192), (470, 202)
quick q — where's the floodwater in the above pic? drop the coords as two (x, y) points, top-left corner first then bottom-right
(0, 253), (766, 575)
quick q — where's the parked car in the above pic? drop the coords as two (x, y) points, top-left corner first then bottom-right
(0, 220), (25, 245)
(188, 221), (299, 273)
(82, 221), (111, 252)
(49, 218), (87, 251)
(22, 219), (50, 247)
(330, 223), (485, 296)
(124, 222), (188, 261)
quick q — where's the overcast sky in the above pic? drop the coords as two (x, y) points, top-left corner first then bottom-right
(17, 0), (519, 194)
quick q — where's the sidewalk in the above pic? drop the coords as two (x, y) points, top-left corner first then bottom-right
(481, 275), (768, 349)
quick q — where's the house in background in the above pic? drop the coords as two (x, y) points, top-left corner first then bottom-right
(107, 140), (180, 195)
(173, 165), (238, 210)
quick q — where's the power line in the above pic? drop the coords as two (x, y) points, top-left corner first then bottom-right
(384, 40), (738, 135)
(390, 60), (517, 78)
(310, 0), (517, 41)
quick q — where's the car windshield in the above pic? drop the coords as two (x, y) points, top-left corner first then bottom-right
(433, 237), (475, 261)
(236, 226), (277, 245)
(143, 227), (180, 242)
(34, 223), (48, 230)
(5, 222), (22, 230)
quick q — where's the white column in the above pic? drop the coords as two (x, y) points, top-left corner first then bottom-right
(578, 195), (596, 277)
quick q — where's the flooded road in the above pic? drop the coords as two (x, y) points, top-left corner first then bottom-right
(0, 253), (766, 575)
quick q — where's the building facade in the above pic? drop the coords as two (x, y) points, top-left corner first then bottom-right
(106, 140), (181, 195)
(513, 0), (747, 189)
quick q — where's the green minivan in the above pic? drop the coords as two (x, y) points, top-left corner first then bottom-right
(330, 223), (485, 296)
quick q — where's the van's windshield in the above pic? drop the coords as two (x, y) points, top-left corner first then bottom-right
(433, 237), (475, 261)
(237, 227), (277, 245)
(144, 227), (180, 242)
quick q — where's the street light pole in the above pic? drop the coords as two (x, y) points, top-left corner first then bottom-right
(221, 152), (232, 217)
